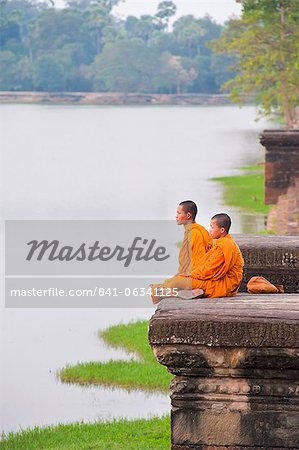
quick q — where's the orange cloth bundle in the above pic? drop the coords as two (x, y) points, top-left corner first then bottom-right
(247, 276), (284, 294)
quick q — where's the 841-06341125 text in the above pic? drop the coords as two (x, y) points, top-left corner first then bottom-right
(9, 287), (179, 297)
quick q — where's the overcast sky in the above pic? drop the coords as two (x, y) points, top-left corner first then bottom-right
(56, 0), (242, 24)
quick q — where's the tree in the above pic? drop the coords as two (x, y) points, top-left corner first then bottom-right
(0, 18), (21, 51)
(84, 4), (112, 54)
(17, 56), (34, 89)
(160, 52), (197, 93)
(211, 0), (299, 129)
(86, 38), (160, 92)
(0, 0), (236, 94)
(33, 53), (65, 90)
(173, 15), (203, 57)
(155, 1), (176, 30)
(56, 43), (91, 90)
(0, 51), (19, 89)
(125, 15), (163, 42)
(66, 0), (121, 12)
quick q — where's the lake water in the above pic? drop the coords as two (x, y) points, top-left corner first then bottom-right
(0, 104), (274, 433)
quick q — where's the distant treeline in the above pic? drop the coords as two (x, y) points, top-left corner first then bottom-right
(0, 0), (234, 93)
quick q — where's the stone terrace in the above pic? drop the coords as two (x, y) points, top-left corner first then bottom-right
(149, 235), (299, 449)
(149, 294), (299, 449)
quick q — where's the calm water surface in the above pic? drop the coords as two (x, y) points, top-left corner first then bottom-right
(1, 105), (274, 433)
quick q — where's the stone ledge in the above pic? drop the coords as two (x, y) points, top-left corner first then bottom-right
(260, 130), (299, 147)
(149, 295), (299, 348)
(172, 445), (297, 450)
(234, 235), (299, 249)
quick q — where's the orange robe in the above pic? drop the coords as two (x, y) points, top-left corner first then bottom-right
(190, 234), (244, 297)
(177, 223), (212, 275)
(154, 234), (244, 298)
(152, 223), (211, 292)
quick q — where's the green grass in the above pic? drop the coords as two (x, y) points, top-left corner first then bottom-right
(257, 229), (276, 234)
(211, 165), (270, 215)
(60, 321), (172, 392)
(1, 322), (171, 448)
(0, 416), (170, 449)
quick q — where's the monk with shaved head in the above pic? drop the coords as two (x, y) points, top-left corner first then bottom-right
(189, 213), (244, 298)
(175, 200), (211, 275)
(152, 212), (244, 303)
(151, 200), (211, 303)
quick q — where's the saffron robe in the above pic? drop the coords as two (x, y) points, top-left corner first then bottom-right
(190, 234), (244, 297)
(177, 223), (212, 275)
(151, 222), (211, 293)
(154, 234), (244, 298)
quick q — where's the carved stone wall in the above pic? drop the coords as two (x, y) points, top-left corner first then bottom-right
(233, 235), (299, 293)
(260, 130), (299, 205)
(149, 295), (299, 449)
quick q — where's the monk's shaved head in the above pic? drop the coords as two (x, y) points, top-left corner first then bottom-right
(179, 200), (197, 220)
(211, 213), (231, 233)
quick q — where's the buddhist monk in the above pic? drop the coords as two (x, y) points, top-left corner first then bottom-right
(151, 213), (244, 303)
(151, 200), (211, 303)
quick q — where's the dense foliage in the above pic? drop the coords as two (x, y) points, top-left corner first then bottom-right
(0, 0), (233, 93)
(211, 0), (299, 128)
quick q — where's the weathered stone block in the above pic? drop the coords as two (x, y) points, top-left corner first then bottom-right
(149, 295), (299, 449)
(234, 235), (299, 293)
(260, 130), (299, 204)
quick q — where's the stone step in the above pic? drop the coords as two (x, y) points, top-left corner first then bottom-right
(233, 235), (299, 293)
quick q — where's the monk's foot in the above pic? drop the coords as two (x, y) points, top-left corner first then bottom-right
(275, 284), (284, 293)
(151, 293), (161, 305)
(151, 287), (165, 305)
(177, 289), (204, 300)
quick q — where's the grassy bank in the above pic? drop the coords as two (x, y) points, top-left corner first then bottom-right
(60, 320), (172, 392)
(212, 165), (270, 215)
(0, 416), (170, 449)
(1, 321), (171, 448)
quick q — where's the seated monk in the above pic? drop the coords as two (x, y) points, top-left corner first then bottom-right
(151, 200), (212, 303)
(175, 200), (212, 275)
(151, 213), (244, 303)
